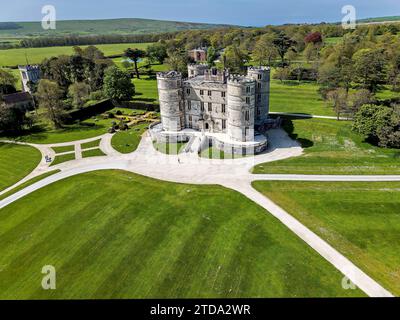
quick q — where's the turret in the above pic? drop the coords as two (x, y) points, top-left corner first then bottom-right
(157, 71), (184, 131)
(246, 66), (270, 126)
(227, 75), (256, 142)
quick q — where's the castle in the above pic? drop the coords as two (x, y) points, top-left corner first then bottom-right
(18, 65), (41, 93)
(153, 64), (271, 155)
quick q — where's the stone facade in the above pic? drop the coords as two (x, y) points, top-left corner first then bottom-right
(18, 65), (41, 93)
(155, 64), (270, 155)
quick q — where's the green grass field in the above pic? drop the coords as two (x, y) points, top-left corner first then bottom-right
(2, 118), (115, 145)
(51, 145), (75, 154)
(0, 18), (228, 38)
(81, 139), (101, 150)
(0, 43), (152, 67)
(270, 80), (335, 116)
(252, 180), (400, 296)
(0, 170), (60, 201)
(82, 148), (106, 158)
(50, 153), (76, 167)
(253, 118), (400, 175)
(111, 124), (149, 154)
(0, 143), (42, 192)
(0, 170), (363, 298)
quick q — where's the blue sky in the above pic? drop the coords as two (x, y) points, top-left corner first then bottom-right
(1, 0), (400, 26)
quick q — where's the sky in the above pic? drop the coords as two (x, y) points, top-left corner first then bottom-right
(0, 0), (400, 26)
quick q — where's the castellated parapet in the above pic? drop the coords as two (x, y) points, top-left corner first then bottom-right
(156, 65), (271, 155)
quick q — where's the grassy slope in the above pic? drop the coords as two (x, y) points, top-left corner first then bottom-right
(270, 80), (335, 116)
(111, 124), (149, 154)
(81, 148), (106, 158)
(0, 143), (41, 191)
(0, 18), (230, 37)
(0, 43), (152, 67)
(50, 153), (75, 167)
(0, 170), (363, 299)
(253, 118), (400, 175)
(252, 181), (400, 296)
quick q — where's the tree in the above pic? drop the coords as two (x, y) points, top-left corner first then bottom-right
(0, 102), (28, 132)
(103, 66), (135, 101)
(272, 32), (296, 65)
(124, 48), (146, 79)
(305, 32), (323, 45)
(273, 67), (290, 83)
(0, 68), (17, 95)
(222, 45), (249, 74)
(68, 82), (90, 109)
(146, 43), (168, 64)
(353, 104), (400, 148)
(36, 80), (66, 129)
(353, 48), (387, 92)
(207, 46), (218, 67)
(165, 50), (189, 76)
(326, 88), (350, 120)
(252, 34), (277, 66)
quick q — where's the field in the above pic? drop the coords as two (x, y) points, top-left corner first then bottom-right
(111, 124), (149, 154)
(252, 180), (400, 296)
(0, 170), (363, 299)
(0, 18), (231, 38)
(0, 43), (152, 67)
(0, 143), (42, 192)
(253, 117), (400, 175)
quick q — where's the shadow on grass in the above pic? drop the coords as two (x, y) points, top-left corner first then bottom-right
(281, 118), (314, 148)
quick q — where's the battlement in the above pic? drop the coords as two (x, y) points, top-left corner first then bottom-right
(228, 74), (255, 84)
(157, 71), (182, 79)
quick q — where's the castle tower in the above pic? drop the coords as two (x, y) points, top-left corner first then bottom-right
(187, 64), (208, 78)
(246, 66), (270, 126)
(157, 71), (184, 131)
(227, 75), (256, 142)
(18, 65), (40, 93)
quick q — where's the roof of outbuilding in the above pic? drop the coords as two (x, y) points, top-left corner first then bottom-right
(2, 92), (33, 104)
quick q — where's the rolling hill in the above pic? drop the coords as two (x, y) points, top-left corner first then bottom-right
(0, 18), (233, 38)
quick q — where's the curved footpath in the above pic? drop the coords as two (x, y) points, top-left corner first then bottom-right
(0, 128), (398, 297)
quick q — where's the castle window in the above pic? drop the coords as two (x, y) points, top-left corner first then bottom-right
(189, 115), (192, 121)
(245, 110), (250, 121)
(186, 88), (191, 95)
(208, 90), (212, 96)
(200, 90), (204, 96)
(222, 119), (226, 130)
(258, 94), (261, 102)
(258, 74), (262, 80)
(258, 83), (261, 89)
(246, 97), (250, 104)
(222, 104), (226, 113)
(187, 101), (191, 110)
(200, 102), (205, 111)
(246, 86), (251, 93)
(257, 108), (261, 115)
(208, 103), (212, 112)
(221, 91), (226, 98)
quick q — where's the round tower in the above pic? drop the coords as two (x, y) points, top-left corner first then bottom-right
(227, 75), (256, 142)
(247, 66), (270, 126)
(187, 63), (208, 78)
(157, 71), (184, 132)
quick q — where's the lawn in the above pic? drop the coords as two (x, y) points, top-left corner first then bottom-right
(111, 124), (149, 154)
(0, 170), (60, 201)
(0, 143), (42, 192)
(2, 118), (114, 145)
(253, 117), (400, 175)
(52, 145), (75, 154)
(270, 80), (335, 116)
(132, 76), (159, 104)
(81, 139), (101, 150)
(50, 153), (76, 167)
(252, 180), (400, 296)
(0, 43), (152, 67)
(81, 148), (106, 158)
(0, 170), (363, 298)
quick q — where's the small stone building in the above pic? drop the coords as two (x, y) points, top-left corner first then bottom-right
(18, 65), (41, 93)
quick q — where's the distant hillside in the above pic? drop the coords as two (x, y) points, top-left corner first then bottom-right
(0, 18), (233, 37)
(358, 16), (400, 24)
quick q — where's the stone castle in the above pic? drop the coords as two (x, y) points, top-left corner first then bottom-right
(153, 64), (271, 155)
